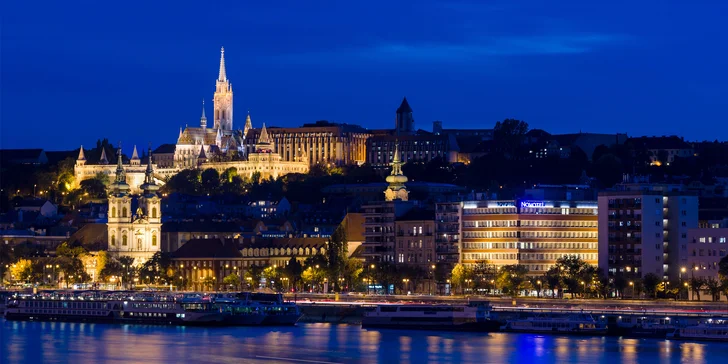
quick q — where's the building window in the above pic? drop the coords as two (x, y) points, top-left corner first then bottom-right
(122, 207), (128, 218)
(152, 208), (157, 219)
(111, 235), (116, 246)
(398, 253), (404, 263)
(122, 235), (128, 246)
(152, 235), (157, 246)
(111, 207), (116, 218)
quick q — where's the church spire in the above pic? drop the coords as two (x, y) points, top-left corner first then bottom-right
(200, 99), (207, 129)
(218, 47), (227, 81)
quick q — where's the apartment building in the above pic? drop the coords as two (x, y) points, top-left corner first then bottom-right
(686, 228), (728, 280)
(598, 190), (698, 282)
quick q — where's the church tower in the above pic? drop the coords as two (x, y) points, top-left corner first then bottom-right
(107, 145), (132, 252)
(213, 47), (233, 133)
(384, 141), (409, 201)
(136, 146), (162, 256)
(395, 97), (414, 136)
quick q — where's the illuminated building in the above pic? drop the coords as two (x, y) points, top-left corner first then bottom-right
(243, 120), (370, 166)
(598, 186), (698, 282)
(460, 199), (599, 274)
(686, 227), (728, 281)
(106, 146), (162, 265)
(75, 47), (309, 188)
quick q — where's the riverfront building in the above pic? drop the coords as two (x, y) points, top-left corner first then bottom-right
(459, 199), (599, 275)
(597, 184), (698, 282)
(686, 227), (728, 281)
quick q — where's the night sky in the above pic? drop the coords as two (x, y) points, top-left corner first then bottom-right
(2, 1), (727, 152)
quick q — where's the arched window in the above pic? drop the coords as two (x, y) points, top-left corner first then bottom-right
(152, 235), (157, 246)
(137, 239), (142, 250)
(111, 207), (116, 218)
(122, 235), (128, 246)
(122, 207), (128, 218)
(111, 235), (116, 246)
(152, 207), (157, 219)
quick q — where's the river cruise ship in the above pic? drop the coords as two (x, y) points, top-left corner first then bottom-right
(501, 313), (607, 335)
(2, 291), (265, 326)
(362, 300), (499, 331)
(667, 318), (728, 342)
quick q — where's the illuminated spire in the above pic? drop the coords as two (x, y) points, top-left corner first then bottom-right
(99, 147), (109, 164)
(218, 47), (227, 81)
(259, 123), (270, 144)
(145, 145), (154, 183)
(77, 145), (86, 161)
(131, 145), (140, 160)
(114, 143), (127, 185)
(200, 99), (207, 128)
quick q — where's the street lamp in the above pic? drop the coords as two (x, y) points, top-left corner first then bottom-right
(536, 280), (542, 298)
(629, 281), (634, 299)
(402, 278), (410, 294)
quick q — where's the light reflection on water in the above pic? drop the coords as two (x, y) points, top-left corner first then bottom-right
(2, 320), (727, 364)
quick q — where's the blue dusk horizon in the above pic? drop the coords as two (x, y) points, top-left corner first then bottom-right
(1, 1), (727, 151)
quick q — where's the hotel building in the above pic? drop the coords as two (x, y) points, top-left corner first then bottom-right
(459, 199), (599, 275)
(598, 188), (698, 282)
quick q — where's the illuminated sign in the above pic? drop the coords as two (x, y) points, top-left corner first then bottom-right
(520, 201), (545, 208)
(487, 201), (515, 208)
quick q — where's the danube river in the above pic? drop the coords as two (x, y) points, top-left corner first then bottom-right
(2, 320), (727, 363)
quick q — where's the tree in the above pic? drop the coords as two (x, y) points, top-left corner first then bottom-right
(719, 255), (728, 279)
(554, 255), (589, 298)
(528, 276), (544, 298)
(326, 223), (348, 291)
(201, 168), (221, 195)
(201, 276), (215, 291)
(613, 274), (627, 298)
(493, 118), (529, 156)
(80, 178), (107, 199)
(451, 264), (474, 294)
(496, 265), (529, 296)
(705, 278), (722, 302)
(10, 259), (35, 283)
(545, 267), (562, 298)
(283, 257), (304, 291)
(245, 264), (265, 289)
(223, 273), (241, 291)
(642, 273), (661, 298)
(689, 277), (707, 301)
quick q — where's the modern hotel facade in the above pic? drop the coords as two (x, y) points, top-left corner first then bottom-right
(459, 199), (599, 275)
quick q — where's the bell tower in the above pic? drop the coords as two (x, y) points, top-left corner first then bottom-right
(213, 47), (233, 132)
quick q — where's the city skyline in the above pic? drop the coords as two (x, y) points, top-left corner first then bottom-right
(2, 1), (727, 150)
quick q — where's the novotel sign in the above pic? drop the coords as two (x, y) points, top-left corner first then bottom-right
(520, 201), (546, 208)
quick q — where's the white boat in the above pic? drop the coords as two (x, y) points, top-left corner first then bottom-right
(501, 313), (607, 335)
(362, 300), (499, 331)
(667, 318), (728, 342)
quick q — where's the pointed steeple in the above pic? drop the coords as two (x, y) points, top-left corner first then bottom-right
(110, 143), (130, 195)
(244, 112), (252, 130)
(218, 47), (227, 81)
(140, 145), (159, 195)
(77, 145), (86, 160)
(99, 148), (109, 165)
(200, 99), (207, 129)
(130, 145), (140, 166)
(259, 123), (270, 144)
(396, 97), (412, 113)
(131, 145), (140, 160)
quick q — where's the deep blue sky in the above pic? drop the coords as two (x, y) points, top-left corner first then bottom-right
(2, 1), (727, 152)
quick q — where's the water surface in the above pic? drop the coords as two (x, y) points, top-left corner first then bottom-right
(2, 320), (726, 363)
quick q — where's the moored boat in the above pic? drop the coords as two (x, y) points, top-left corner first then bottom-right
(500, 313), (607, 335)
(362, 300), (499, 331)
(667, 318), (728, 342)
